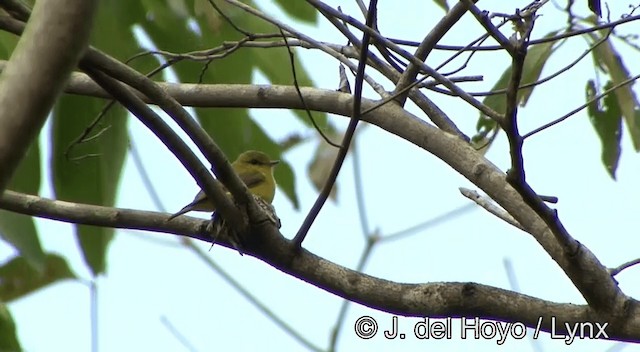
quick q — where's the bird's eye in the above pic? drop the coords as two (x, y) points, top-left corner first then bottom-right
(250, 159), (260, 165)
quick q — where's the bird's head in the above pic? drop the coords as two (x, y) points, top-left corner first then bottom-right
(235, 150), (279, 171)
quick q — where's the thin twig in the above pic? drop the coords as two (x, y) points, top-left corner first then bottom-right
(293, 0), (379, 248)
(160, 316), (199, 352)
(222, 0), (389, 98)
(462, 0), (516, 56)
(344, 2), (404, 73)
(65, 102), (118, 159)
(351, 139), (370, 237)
(328, 238), (376, 351)
(306, 0), (503, 121)
(90, 280), (98, 352)
(609, 258), (640, 277)
(279, 29), (340, 148)
(393, 0), (478, 105)
(502, 259), (545, 352)
(129, 138), (165, 212)
(460, 188), (525, 231)
(82, 50), (246, 229)
(523, 72), (640, 139)
(387, 13), (640, 50)
(206, 0), (252, 36)
(381, 204), (476, 243)
(77, 64), (234, 228)
(184, 239), (323, 352)
(311, 2), (467, 136)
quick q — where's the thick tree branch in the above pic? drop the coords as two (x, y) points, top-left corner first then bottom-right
(310, 6), (467, 138)
(1, 190), (639, 342)
(393, 0), (476, 105)
(306, 0), (502, 121)
(0, 13), (253, 241)
(0, 0), (98, 192)
(78, 65), (234, 233)
(13, 74), (633, 323)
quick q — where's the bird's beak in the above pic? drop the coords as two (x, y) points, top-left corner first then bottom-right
(270, 159), (280, 166)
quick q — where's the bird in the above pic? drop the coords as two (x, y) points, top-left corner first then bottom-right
(168, 150), (279, 220)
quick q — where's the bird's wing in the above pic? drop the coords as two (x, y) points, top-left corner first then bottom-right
(239, 170), (266, 189)
(167, 190), (210, 220)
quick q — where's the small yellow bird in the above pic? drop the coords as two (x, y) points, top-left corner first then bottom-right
(168, 150), (279, 220)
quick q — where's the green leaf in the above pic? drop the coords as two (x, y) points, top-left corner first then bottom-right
(308, 130), (343, 201)
(0, 302), (21, 352)
(517, 36), (557, 105)
(51, 96), (127, 276)
(0, 141), (45, 272)
(243, 10), (328, 130)
(144, 0), (194, 33)
(473, 31), (560, 147)
(272, 0), (317, 23)
(92, 1), (147, 58)
(252, 44), (329, 131)
(586, 80), (621, 179)
(141, 1), (301, 208)
(0, 29), (19, 60)
(46, 1), (141, 276)
(0, 254), (76, 302)
(432, 0), (450, 12)
(590, 33), (640, 151)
